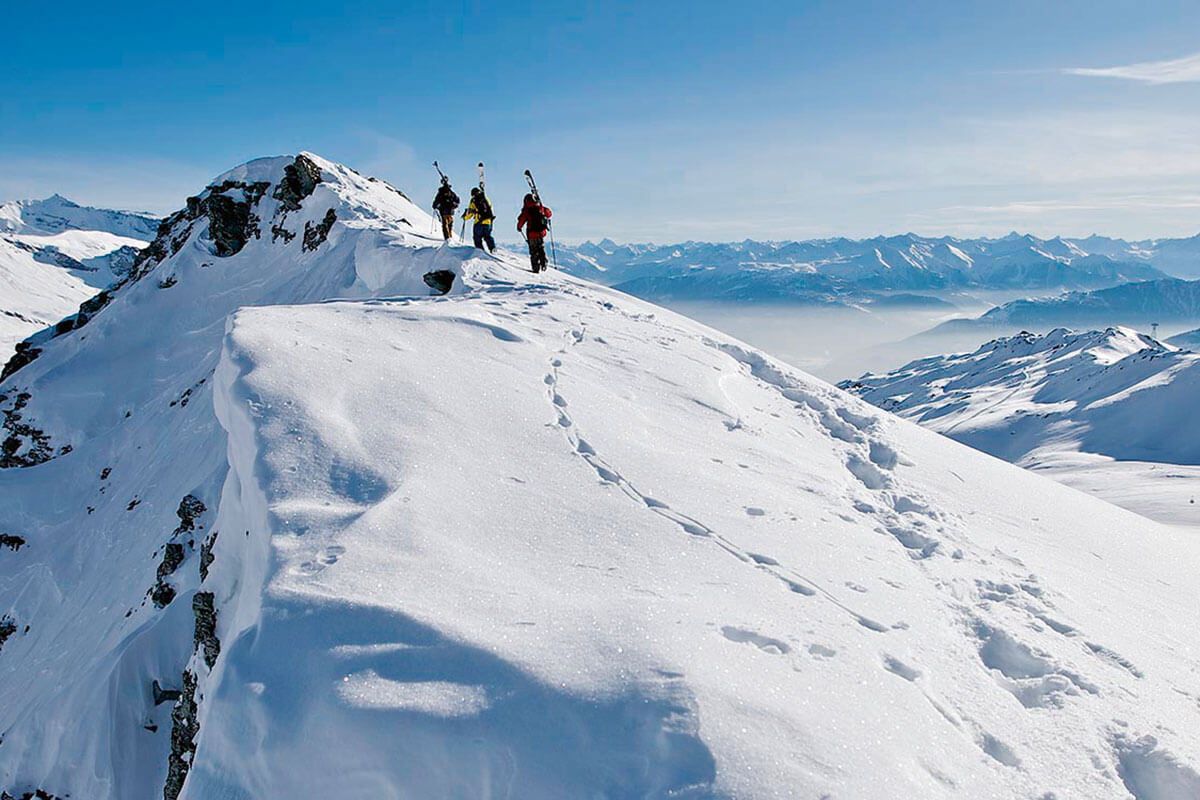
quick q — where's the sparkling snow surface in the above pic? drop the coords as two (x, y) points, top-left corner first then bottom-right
(1, 155), (1198, 799)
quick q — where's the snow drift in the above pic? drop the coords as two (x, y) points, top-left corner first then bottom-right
(0, 154), (1198, 799)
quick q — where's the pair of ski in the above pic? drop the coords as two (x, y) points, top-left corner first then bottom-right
(432, 160), (488, 192)
(431, 161), (542, 201)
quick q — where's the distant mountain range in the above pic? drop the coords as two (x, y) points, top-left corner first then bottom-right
(924, 278), (1200, 335)
(0, 195), (157, 355)
(554, 232), (1200, 305)
(0, 194), (160, 239)
(841, 326), (1200, 525)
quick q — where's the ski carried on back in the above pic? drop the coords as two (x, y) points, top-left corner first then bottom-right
(478, 162), (485, 191)
(520, 170), (556, 271)
(523, 169), (541, 204)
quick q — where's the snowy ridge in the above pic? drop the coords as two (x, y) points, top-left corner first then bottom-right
(926, 278), (1200, 336)
(841, 327), (1200, 525)
(1167, 326), (1200, 348)
(0, 221), (149, 357)
(0, 154), (1198, 799)
(0, 194), (160, 239)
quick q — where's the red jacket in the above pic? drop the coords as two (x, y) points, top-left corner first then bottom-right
(517, 201), (552, 239)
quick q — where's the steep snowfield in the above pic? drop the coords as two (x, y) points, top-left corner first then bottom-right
(1, 155), (1198, 799)
(842, 327), (1200, 526)
(0, 196), (154, 356)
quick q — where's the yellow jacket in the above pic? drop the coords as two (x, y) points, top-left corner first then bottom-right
(462, 195), (496, 224)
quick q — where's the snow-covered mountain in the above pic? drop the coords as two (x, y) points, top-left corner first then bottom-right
(841, 327), (1200, 525)
(553, 232), (1186, 304)
(1, 154), (1198, 799)
(1168, 326), (1200, 348)
(924, 278), (1200, 339)
(0, 197), (156, 357)
(0, 194), (160, 239)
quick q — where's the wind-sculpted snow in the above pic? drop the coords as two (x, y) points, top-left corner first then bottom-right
(842, 326), (1200, 525)
(0, 154), (1198, 799)
(200, 274), (1200, 798)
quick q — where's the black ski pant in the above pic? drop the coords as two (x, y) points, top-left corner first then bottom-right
(440, 213), (455, 240)
(527, 236), (548, 272)
(473, 222), (496, 252)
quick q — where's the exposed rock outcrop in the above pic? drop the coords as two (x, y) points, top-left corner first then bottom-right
(173, 495), (206, 538)
(151, 543), (186, 608)
(163, 670), (198, 800)
(423, 269), (456, 295)
(0, 534), (25, 551)
(0, 615), (16, 652)
(199, 530), (218, 582)
(152, 679), (183, 706)
(302, 208), (337, 252)
(192, 592), (219, 669)
(1, 343), (41, 383)
(0, 392), (54, 469)
(273, 154), (323, 211)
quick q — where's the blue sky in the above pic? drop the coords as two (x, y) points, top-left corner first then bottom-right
(3, 0), (1200, 241)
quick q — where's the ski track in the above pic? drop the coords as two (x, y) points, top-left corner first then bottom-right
(543, 320), (892, 637)
(395, 271), (1144, 781)
(694, 337), (1151, 766)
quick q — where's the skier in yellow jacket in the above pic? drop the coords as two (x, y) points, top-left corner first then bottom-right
(462, 187), (496, 253)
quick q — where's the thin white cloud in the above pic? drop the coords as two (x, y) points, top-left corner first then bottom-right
(1065, 51), (1200, 84)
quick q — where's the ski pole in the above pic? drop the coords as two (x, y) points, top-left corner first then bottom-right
(548, 223), (558, 269)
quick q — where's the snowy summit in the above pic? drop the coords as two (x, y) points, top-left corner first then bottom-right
(0, 154), (1198, 799)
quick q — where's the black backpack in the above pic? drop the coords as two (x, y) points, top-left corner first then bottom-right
(526, 203), (547, 233)
(475, 194), (493, 220)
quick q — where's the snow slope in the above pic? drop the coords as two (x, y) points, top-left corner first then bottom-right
(1167, 326), (1200, 349)
(1, 154), (1198, 799)
(0, 195), (155, 356)
(841, 327), (1200, 525)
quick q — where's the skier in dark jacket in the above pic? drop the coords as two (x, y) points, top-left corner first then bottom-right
(517, 193), (553, 272)
(432, 178), (459, 240)
(462, 187), (496, 252)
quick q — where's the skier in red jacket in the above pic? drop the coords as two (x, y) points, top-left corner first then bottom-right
(517, 193), (553, 273)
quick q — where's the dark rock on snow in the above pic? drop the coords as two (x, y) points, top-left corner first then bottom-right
(423, 269), (456, 295)
(151, 543), (187, 608)
(192, 592), (219, 669)
(163, 670), (199, 800)
(302, 208), (337, 252)
(0, 534), (25, 551)
(153, 679), (183, 706)
(273, 154), (323, 211)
